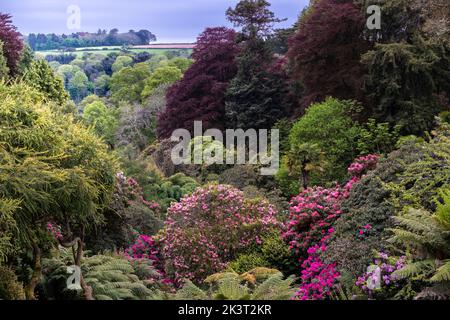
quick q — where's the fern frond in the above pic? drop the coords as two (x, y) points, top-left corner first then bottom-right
(430, 260), (450, 282)
(393, 260), (436, 279)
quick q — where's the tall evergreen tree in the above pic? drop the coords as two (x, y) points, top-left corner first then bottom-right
(362, 37), (450, 134)
(225, 0), (291, 130)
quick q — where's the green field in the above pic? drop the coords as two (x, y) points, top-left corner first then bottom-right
(35, 46), (192, 58)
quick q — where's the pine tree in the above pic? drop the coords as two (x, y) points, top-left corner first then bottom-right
(225, 0), (291, 130)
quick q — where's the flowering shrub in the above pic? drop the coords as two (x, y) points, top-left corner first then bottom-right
(160, 184), (279, 284)
(348, 154), (380, 177)
(285, 155), (380, 300)
(120, 174), (161, 214)
(125, 233), (173, 286)
(46, 222), (63, 241)
(295, 233), (340, 300)
(282, 185), (349, 257)
(356, 252), (407, 299)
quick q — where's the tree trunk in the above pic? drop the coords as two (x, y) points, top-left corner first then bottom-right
(25, 244), (41, 300)
(60, 237), (94, 300)
(301, 168), (310, 190)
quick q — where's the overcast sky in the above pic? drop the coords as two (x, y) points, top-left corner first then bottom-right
(1, 0), (308, 43)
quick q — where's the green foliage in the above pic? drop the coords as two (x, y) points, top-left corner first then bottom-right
(23, 59), (69, 105)
(228, 253), (270, 274)
(286, 98), (361, 186)
(110, 62), (151, 102)
(0, 40), (9, 80)
(387, 126), (450, 212)
(389, 207), (450, 299)
(41, 251), (160, 300)
(141, 66), (181, 101)
(357, 119), (401, 155)
(82, 100), (118, 147)
(362, 37), (449, 135)
(0, 266), (25, 300)
(16, 45), (34, 77)
(165, 57), (192, 73)
(67, 70), (89, 102)
(0, 198), (19, 262)
(83, 254), (158, 300)
(173, 268), (296, 300)
(111, 55), (133, 73)
(0, 81), (117, 252)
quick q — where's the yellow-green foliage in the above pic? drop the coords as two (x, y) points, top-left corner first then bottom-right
(0, 81), (117, 248)
(0, 266), (25, 300)
(23, 59), (69, 105)
(0, 198), (19, 262)
(0, 41), (9, 80)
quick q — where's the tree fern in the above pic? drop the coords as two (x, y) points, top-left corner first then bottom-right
(252, 273), (296, 300)
(389, 205), (450, 299)
(431, 260), (450, 282)
(172, 269), (296, 300)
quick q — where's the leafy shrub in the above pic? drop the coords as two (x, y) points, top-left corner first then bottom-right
(356, 252), (409, 300)
(41, 250), (162, 300)
(228, 253), (270, 274)
(282, 98), (361, 187)
(325, 125), (450, 282)
(0, 266), (25, 300)
(160, 184), (280, 284)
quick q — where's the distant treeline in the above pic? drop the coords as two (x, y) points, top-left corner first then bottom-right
(25, 29), (157, 51)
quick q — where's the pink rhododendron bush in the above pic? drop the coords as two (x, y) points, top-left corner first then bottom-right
(284, 155), (380, 300)
(159, 184), (280, 284)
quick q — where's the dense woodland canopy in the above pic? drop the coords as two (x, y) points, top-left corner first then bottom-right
(26, 29), (157, 51)
(0, 0), (449, 301)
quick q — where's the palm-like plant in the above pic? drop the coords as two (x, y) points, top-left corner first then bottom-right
(172, 268), (296, 300)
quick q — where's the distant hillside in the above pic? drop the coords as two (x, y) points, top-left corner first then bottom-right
(25, 29), (157, 51)
(133, 43), (196, 49)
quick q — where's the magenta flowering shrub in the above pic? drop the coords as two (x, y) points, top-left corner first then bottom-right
(356, 252), (407, 299)
(125, 234), (160, 261)
(286, 155), (380, 300)
(295, 233), (340, 300)
(348, 154), (380, 177)
(282, 185), (349, 257)
(125, 233), (174, 286)
(160, 184), (280, 284)
(46, 222), (63, 241)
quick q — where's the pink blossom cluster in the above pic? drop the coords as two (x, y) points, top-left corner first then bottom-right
(46, 222), (63, 241)
(356, 252), (406, 294)
(359, 224), (372, 236)
(287, 156), (380, 300)
(282, 184), (350, 257)
(125, 233), (174, 286)
(120, 175), (161, 214)
(295, 234), (340, 300)
(160, 184), (280, 284)
(348, 154), (380, 177)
